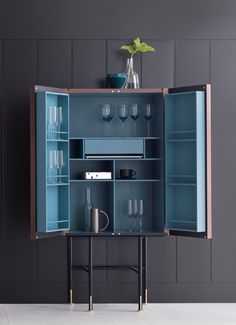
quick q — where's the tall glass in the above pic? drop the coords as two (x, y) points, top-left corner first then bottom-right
(48, 150), (57, 184)
(56, 106), (63, 138)
(101, 104), (113, 136)
(128, 199), (133, 232)
(84, 187), (93, 232)
(118, 104), (128, 136)
(144, 104), (152, 137)
(132, 198), (138, 231)
(52, 106), (57, 138)
(56, 150), (65, 183)
(48, 106), (57, 139)
(130, 104), (139, 136)
(138, 199), (144, 232)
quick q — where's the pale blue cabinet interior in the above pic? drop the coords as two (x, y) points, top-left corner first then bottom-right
(164, 91), (206, 232)
(34, 87), (210, 238)
(36, 92), (70, 232)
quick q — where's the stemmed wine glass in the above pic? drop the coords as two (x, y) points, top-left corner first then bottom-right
(128, 199), (133, 232)
(118, 104), (129, 136)
(130, 104), (139, 136)
(47, 106), (53, 138)
(132, 198), (138, 231)
(138, 199), (144, 232)
(144, 104), (152, 137)
(56, 106), (63, 139)
(101, 104), (113, 136)
(56, 150), (65, 184)
(48, 106), (56, 139)
(48, 150), (57, 184)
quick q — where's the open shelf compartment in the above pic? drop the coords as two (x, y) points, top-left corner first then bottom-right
(114, 182), (164, 233)
(46, 141), (69, 185)
(70, 159), (113, 180)
(166, 186), (197, 231)
(69, 93), (163, 138)
(45, 92), (69, 139)
(70, 182), (114, 233)
(115, 159), (162, 181)
(36, 186), (70, 232)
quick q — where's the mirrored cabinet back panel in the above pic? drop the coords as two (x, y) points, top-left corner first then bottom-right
(30, 86), (212, 239)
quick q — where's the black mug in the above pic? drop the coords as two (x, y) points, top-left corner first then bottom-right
(120, 169), (136, 179)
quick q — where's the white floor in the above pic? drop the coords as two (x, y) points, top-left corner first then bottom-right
(0, 303), (235, 325)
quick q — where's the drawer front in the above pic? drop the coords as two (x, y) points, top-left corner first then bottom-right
(85, 139), (144, 155)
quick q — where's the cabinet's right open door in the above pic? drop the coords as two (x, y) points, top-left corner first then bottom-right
(164, 85), (212, 239)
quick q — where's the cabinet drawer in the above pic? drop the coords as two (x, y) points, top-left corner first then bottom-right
(84, 139), (144, 156)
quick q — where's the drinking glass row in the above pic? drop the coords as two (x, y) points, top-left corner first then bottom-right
(47, 150), (65, 184)
(47, 106), (63, 139)
(127, 199), (144, 232)
(101, 104), (152, 136)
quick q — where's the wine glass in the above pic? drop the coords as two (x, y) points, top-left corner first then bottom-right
(138, 199), (144, 232)
(56, 106), (63, 139)
(128, 199), (133, 232)
(101, 104), (113, 136)
(48, 106), (57, 139)
(118, 104), (128, 136)
(144, 104), (152, 137)
(47, 106), (53, 138)
(52, 106), (58, 139)
(130, 104), (139, 136)
(48, 150), (57, 184)
(56, 150), (65, 184)
(132, 198), (138, 232)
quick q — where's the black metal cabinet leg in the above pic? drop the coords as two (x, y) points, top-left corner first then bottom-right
(68, 236), (73, 304)
(89, 236), (93, 311)
(138, 236), (143, 311)
(143, 236), (148, 304)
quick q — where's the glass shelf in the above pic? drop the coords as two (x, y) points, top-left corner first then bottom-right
(168, 130), (196, 134)
(46, 139), (69, 142)
(47, 131), (68, 134)
(169, 174), (195, 177)
(167, 139), (196, 142)
(168, 219), (196, 224)
(167, 183), (196, 186)
(47, 219), (69, 224)
(46, 175), (68, 178)
(69, 157), (162, 161)
(115, 179), (162, 182)
(69, 136), (162, 140)
(70, 179), (113, 183)
(47, 183), (69, 186)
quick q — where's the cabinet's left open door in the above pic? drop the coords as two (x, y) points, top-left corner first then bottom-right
(30, 85), (70, 239)
(164, 84), (212, 239)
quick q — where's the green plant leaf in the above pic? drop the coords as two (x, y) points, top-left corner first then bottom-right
(138, 42), (155, 53)
(120, 45), (135, 55)
(120, 38), (155, 56)
(133, 37), (141, 49)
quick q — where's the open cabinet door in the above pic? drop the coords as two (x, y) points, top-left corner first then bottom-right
(30, 85), (70, 239)
(164, 85), (212, 239)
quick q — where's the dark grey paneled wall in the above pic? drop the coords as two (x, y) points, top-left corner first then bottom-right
(1, 0), (236, 39)
(0, 0), (236, 302)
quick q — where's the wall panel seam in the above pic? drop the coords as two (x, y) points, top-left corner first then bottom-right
(0, 41), (2, 283)
(70, 40), (73, 88)
(1, 41), (5, 284)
